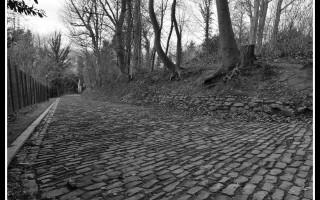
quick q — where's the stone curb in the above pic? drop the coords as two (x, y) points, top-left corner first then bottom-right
(7, 98), (60, 168)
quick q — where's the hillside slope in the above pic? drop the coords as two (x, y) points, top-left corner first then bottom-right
(83, 56), (312, 121)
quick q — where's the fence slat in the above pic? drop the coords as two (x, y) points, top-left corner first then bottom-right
(7, 62), (14, 114)
(29, 76), (33, 105)
(11, 64), (20, 110)
(23, 72), (28, 106)
(35, 81), (38, 103)
(24, 74), (30, 106)
(32, 79), (35, 104)
(17, 67), (24, 109)
(19, 71), (26, 107)
(40, 84), (43, 102)
(7, 57), (57, 113)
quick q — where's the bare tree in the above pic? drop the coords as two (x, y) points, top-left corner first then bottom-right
(48, 32), (70, 68)
(246, 0), (261, 45)
(165, 20), (174, 56)
(199, 0), (214, 50)
(171, 0), (182, 68)
(125, 0), (133, 80)
(256, 0), (272, 55)
(133, 0), (142, 71)
(271, 0), (297, 48)
(48, 32), (71, 95)
(231, 1), (247, 44)
(148, 0), (180, 79)
(64, 0), (104, 87)
(149, 0), (170, 71)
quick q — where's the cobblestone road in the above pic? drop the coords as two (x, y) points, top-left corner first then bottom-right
(8, 95), (313, 200)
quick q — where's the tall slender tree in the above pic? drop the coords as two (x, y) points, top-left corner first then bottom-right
(125, 0), (133, 80)
(199, 0), (214, 50)
(271, 0), (297, 48)
(171, 0), (182, 69)
(247, 0), (261, 45)
(256, 0), (271, 55)
(133, 0), (142, 70)
(148, 0), (180, 79)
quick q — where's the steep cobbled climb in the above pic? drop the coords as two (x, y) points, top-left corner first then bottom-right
(7, 95), (313, 200)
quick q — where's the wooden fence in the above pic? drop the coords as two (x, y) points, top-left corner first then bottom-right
(7, 60), (54, 115)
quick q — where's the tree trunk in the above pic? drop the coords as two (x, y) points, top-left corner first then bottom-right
(249, 0), (260, 45)
(200, 0), (213, 51)
(142, 30), (150, 68)
(238, 12), (244, 45)
(203, 0), (240, 86)
(271, 0), (283, 49)
(115, 0), (127, 74)
(256, 0), (269, 55)
(165, 20), (174, 56)
(240, 44), (256, 66)
(150, 47), (156, 71)
(216, 0), (240, 70)
(171, 0), (182, 69)
(205, 10), (210, 43)
(126, 0), (133, 80)
(148, 0), (180, 78)
(133, 0), (142, 70)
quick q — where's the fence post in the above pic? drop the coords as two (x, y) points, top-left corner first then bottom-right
(12, 64), (21, 110)
(24, 73), (30, 106)
(42, 85), (45, 101)
(38, 82), (41, 102)
(24, 73), (28, 106)
(19, 71), (26, 107)
(39, 83), (42, 102)
(7, 61), (14, 113)
(45, 84), (48, 101)
(32, 79), (36, 104)
(41, 84), (44, 102)
(17, 68), (24, 109)
(30, 76), (34, 105)
(36, 81), (39, 103)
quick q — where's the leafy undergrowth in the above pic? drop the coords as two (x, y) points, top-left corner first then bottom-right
(83, 56), (312, 114)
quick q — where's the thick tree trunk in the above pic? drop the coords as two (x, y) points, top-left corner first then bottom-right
(203, 0), (240, 86)
(256, 0), (269, 55)
(249, 0), (260, 45)
(271, 0), (283, 49)
(240, 44), (256, 66)
(216, 0), (240, 70)
(148, 0), (180, 78)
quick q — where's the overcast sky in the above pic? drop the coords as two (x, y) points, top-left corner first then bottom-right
(21, 0), (68, 36)
(15, 0), (213, 49)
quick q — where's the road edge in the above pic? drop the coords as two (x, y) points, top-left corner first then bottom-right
(7, 98), (60, 168)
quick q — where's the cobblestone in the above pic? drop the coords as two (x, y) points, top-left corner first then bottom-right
(7, 95), (313, 200)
